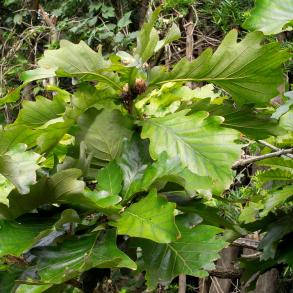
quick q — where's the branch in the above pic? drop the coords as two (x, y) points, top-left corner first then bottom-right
(232, 148), (293, 169)
(208, 269), (242, 279)
(231, 238), (259, 250)
(258, 140), (293, 159)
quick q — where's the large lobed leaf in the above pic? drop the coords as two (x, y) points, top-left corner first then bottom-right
(148, 30), (289, 105)
(23, 40), (121, 90)
(243, 0), (293, 35)
(192, 100), (284, 140)
(32, 230), (136, 284)
(116, 190), (178, 243)
(141, 110), (242, 193)
(0, 144), (40, 194)
(136, 218), (227, 289)
(0, 169), (84, 219)
(77, 109), (133, 165)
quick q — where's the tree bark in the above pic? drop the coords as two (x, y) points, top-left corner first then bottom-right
(209, 247), (240, 293)
(138, 0), (150, 28)
(178, 274), (186, 293)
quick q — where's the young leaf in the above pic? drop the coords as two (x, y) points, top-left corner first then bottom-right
(141, 110), (242, 193)
(243, 0), (293, 35)
(116, 190), (179, 243)
(33, 230), (136, 284)
(137, 220), (227, 289)
(149, 30), (289, 105)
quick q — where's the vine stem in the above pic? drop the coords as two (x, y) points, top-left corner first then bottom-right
(232, 148), (293, 169)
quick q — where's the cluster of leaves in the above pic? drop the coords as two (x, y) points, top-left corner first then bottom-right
(197, 0), (253, 33)
(0, 1), (292, 292)
(0, 0), (138, 100)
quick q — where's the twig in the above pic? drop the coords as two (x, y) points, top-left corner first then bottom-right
(240, 252), (261, 259)
(258, 140), (293, 159)
(232, 148), (293, 169)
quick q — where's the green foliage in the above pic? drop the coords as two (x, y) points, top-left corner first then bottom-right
(243, 0), (293, 35)
(0, 6), (292, 292)
(149, 29), (289, 105)
(136, 218), (227, 289)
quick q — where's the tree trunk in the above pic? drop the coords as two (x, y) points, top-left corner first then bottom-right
(138, 0), (149, 28)
(254, 269), (279, 293)
(209, 246), (239, 293)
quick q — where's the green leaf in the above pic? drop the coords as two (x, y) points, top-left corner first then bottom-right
(243, 0), (293, 35)
(192, 101), (284, 139)
(177, 199), (236, 230)
(0, 266), (24, 293)
(20, 68), (56, 83)
(97, 161), (123, 195)
(155, 23), (181, 52)
(141, 110), (242, 193)
(137, 220), (227, 289)
(254, 169), (293, 187)
(77, 109), (133, 164)
(256, 157), (293, 171)
(0, 217), (55, 257)
(36, 120), (73, 153)
(33, 230), (136, 284)
(123, 152), (212, 201)
(261, 185), (293, 217)
(116, 190), (178, 243)
(37, 40), (121, 90)
(0, 169), (84, 219)
(117, 11), (132, 28)
(0, 126), (38, 154)
(0, 83), (27, 106)
(135, 8), (161, 62)
(279, 109), (293, 131)
(14, 95), (66, 128)
(117, 138), (149, 199)
(258, 213), (293, 260)
(68, 83), (121, 119)
(149, 30), (289, 105)
(0, 144), (40, 194)
(136, 83), (220, 118)
(0, 174), (14, 206)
